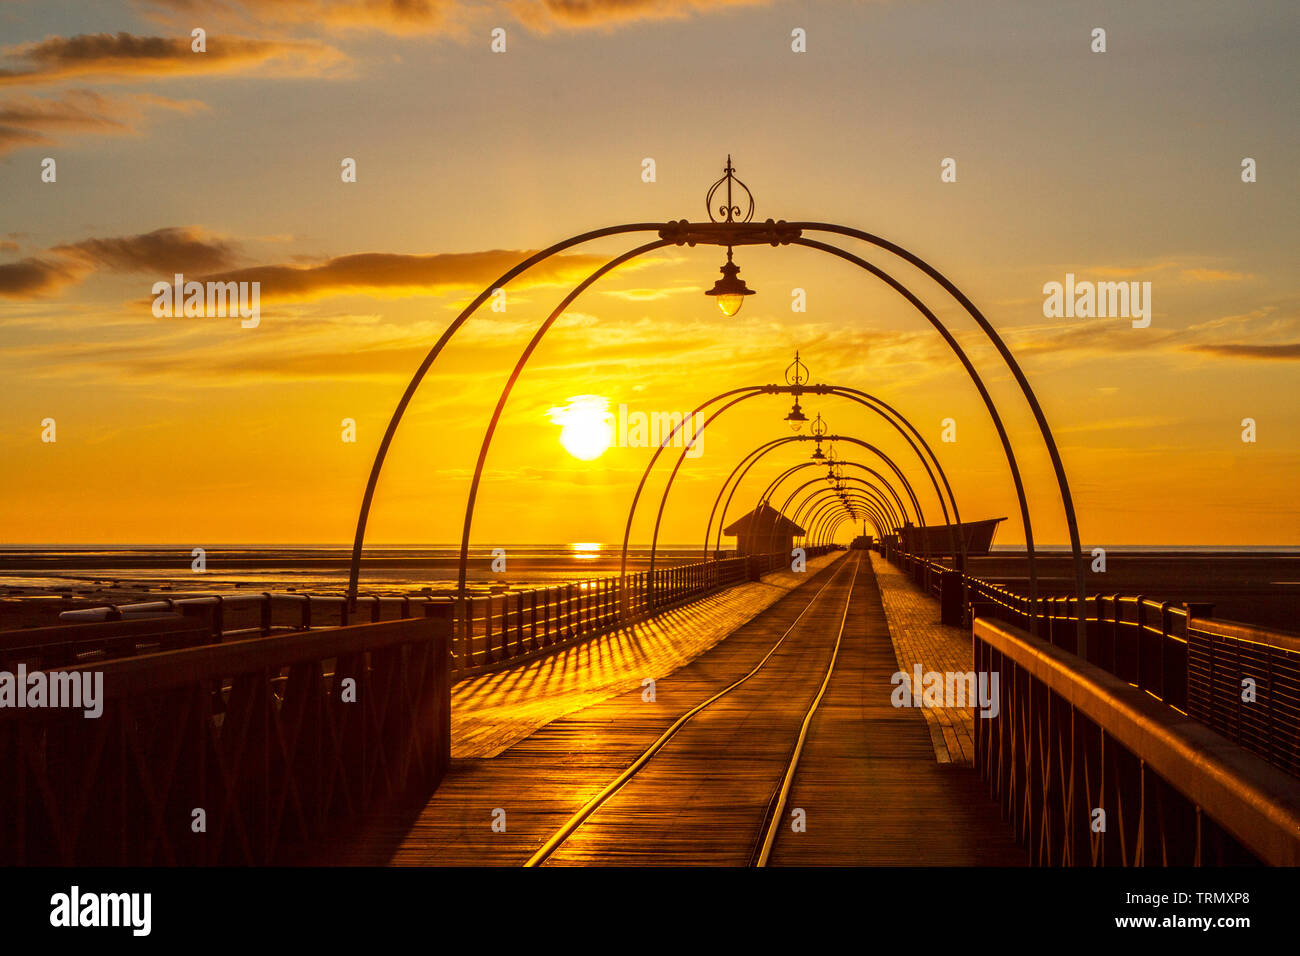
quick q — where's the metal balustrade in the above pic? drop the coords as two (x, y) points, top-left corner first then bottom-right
(880, 542), (1300, 781)
(974, 616), (1300, 866)
(19, 547), (833, 679)
(0, 608), (453, 865)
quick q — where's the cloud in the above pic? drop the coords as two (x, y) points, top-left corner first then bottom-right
(1179, 268), (1255, 283)
(195, 249), (643, 302)
(136, 0), (460, 34)
(1007, 305), (1300, 362)
(0, 227), (668, 305)
(136, 0), (762, 35)
(54, 226), (238, 274)
(0, 226), (236, 299)
(0, 89), (203, 154)
(0, 124), (49, 152)
(0, 32), (346, 86)
(0, 256), (92, 298)
(511, 0), (769, 30)
(1185, 343), (1300, 360)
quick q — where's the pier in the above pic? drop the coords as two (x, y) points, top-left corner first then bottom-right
(4, 537), (1297, 867)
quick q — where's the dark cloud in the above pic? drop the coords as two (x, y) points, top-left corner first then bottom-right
(197, 249), (620, 301)
(1185, 343), (1300, 361)
(0, 257), (91, 298)
(0, 123), (49, 152)
(54, 226), (238, 274)
(0, 89), (200, 154)
(0, 32), (345, 86)
(512, 0), (768, 29)
(137, 0), (449, 33)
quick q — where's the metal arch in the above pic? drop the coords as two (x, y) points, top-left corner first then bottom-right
(348, 214), (1080, 647)
(644, 393), (771, 592)
(786, 477), (896, 536)
(767, 475), (898, 555)
(755, 460), (901, 532)
(811, 497), (884, 546)
(813, 505), (871, 548)
(827, 385), (965, 568)
(629, 389), (943, 590)
(704, 436), (911, 558)
(815, 500), (881, 546)
(793, 485), (890, 541)
(805, 498), (888, 549)
(749, 384), (958, 549)
(789, 237), (1043, 633)
(713, 436), (918, 553)
(793, 222), (1087, 649)
(454, 238), (675, 599)
(691, 384), (960, 563)
(617, 385), (769, 586)
(815, 504), (879, 546)
(347, 220), (665, 601)
(712, 435), (924, 559)
(803, 494), (885, 546)
(623, 381), (956, 584)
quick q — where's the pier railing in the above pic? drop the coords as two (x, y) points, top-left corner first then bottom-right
(881, 544), (1300, 780)
(974, 616), (1300, 866)
(33, 548), (830, 679)
(0, 604), (453, 865)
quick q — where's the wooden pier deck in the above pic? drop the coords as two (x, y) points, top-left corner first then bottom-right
(319, 551), (1026, 866)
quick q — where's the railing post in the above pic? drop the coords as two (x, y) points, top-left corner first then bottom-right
(939, 569), (963, 626)
(500, 592), (510, 661)
(529, 589), (539, 651)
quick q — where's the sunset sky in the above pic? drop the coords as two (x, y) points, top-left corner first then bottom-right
(0, 0), (1296, 548)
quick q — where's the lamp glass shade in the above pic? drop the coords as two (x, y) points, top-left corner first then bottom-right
(705, 253), (754, 317)
(714, 292), (746, 317)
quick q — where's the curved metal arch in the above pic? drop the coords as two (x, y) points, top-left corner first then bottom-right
(347, 221), (665, 601)
(805, 497), (888, 550)
(617, 385), (768, 585)
(763, 463), (900, 535)
(768, 475), (898, 556)
(794, 485), (888, 539)
(793, 222), (1086, 646)
(810, 503), (874, 548)
(828, 385), (965, 567)
(811, 497), (884, 546)
(812, 502), (881, 546)
(704, 436), (911, 558)
(455, 238), (675, 598)
(712, 434), (924, 560)
(786, 476), (895, 536)
(347, 215), (1082, 647)
(814, 498), (882, 546)
(624, 381), (957, 586)
(755, 460), (902, 531)
(803, 493), (885, 546)
(686, 384), (959, 561)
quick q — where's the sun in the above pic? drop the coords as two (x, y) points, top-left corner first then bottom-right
(546, 395), (614, 461)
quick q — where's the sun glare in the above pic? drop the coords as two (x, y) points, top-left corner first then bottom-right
(547, 395), (614, 461)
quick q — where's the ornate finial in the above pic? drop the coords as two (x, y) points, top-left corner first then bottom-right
(810, 412), (828, 439)
(706, 155), (755, 224)
(785, 350), (809, 391)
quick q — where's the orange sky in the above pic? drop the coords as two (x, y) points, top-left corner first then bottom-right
(0, 0), (1296, 547)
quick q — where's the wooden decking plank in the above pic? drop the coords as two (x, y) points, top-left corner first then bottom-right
(316, 551), (1026, 866)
